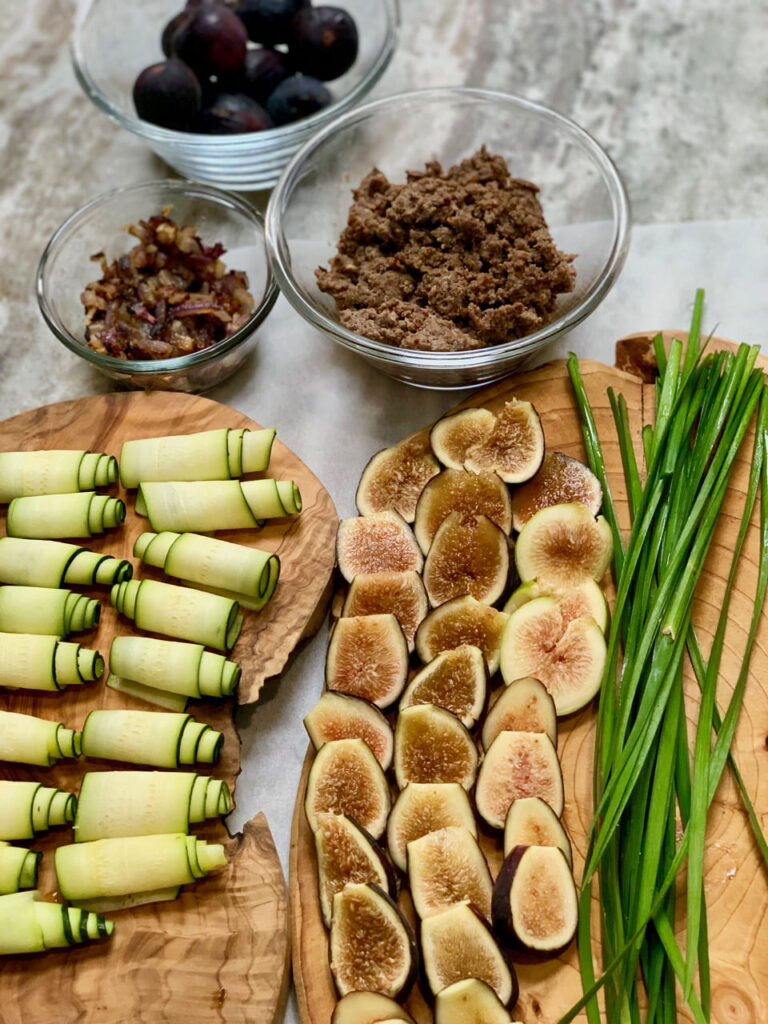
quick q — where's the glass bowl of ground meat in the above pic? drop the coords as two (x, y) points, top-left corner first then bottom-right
(266, 87), (631, 388)
(36, 179), (278, 392)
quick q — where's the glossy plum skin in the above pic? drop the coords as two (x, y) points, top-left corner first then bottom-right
(200, 92), (274, 133)
(133, 59), (202, 131)
(288, 5), (358, 81)
(240, 47), (293, 102)
(265, 74), (331, 124)
(174, 3), (248, 78)
(161, 10), (192, 58)
(234, 0), (310, 45)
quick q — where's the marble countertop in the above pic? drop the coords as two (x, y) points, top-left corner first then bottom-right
(1, 1), (768, 1021)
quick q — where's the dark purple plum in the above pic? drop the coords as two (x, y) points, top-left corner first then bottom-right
(161, 10), (193, 57)
(201, 92), (274, 133)
(233, 0), (310, 45)
(289, 6), (358, 81)
(240, 48), (292, 102)
(133, 59), (202, 131)
(265, 74), (331, 125)
(174, 3), (248, 78)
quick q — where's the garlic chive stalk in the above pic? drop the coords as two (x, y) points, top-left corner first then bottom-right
(110, 579), (242, 651)
(0, 538), (132, 588)
(0, 587), (100, 637)
(0, 780), (77, 840)
(6, 492), (126, 539)
(0, 843), (41, 894)
(135, 478), (301, 532)
(0, 633), (104, 691)
(0, 711), (81, 766)
(74, 771), (232, 842)
(107, 635), (240, 711)
(0, 450), (117, 503)
(119, 427), (276, 488)
(0, 891), (113, 952)
(80, 710), (223, 767)
(134, 531), (280, 611)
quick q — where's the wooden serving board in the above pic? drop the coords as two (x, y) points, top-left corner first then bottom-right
(290, 334), (768, 1024)
(0, 391), (338, 1024)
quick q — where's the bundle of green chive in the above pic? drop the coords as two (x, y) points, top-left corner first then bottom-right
(560, 290), (768, 1024)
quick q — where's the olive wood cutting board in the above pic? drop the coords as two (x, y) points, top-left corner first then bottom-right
(290, 333), (768, 1024)
(0, 391), (338, 1024)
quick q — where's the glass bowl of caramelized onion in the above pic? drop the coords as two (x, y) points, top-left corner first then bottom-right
(36, 178), (277, 392)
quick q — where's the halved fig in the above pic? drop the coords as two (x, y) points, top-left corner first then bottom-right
(305, 738), (391, 839)
(399, 645), (487, 729)
(499, 597), (607, 715)
(492, 846), (578, 958)
(394, 704), (479, 791)
(510, 451), (603, 531)
(314, 813), (396, 929)
(464, 400), (544, 484)
(356, 437), (441, 522)
(423, 513), (509, 608)
(475, 730), (563, 829)
(503, 797), (573, 866)
(481, 677), (557, 750)
(407, 826), (493, 921)
(330, 883), (417, 998)
(332, 991), (415, 1024)
(326, 614), (409, 707)
(414, 469), (512, 554)
(337, 511), (424, 583)
(341, 571), (428, 651)
(435, 978), (518, 1024)
(304, 692), (394, 770)
(503, 578), (608, 633)
(515, 503), (612, 589)
(415, 596), (509, 674)
(430, 408), (496, 470)
(421, 902), (518, 1006)
(387, 782), (477, 873)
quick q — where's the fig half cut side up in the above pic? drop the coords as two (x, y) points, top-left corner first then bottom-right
(481, 676), (557, 750)
(407, 825), (493, 921)
(414, 468), (512, 554)
(332, 991), (415, 1024)
(503, 797), (573, 866)
(498, 597), (607, 716)
(423, 512), (510, 608)
(463, 399), (545, 484)
(356, 437), (441, 522)
(341, 570), (428, 651)
(330, 883), (418, 999)
(491, 845), (578, 958)
(326, 613), (409, 708)
(429, 408), (496, 471)
(415, 596), (509, 675)
(304, 691), (394, 770)
(387, 782), (477, 873)
(514, 502), (612, 590)
(314, 813), (397, 929)
(337, 511), (424, 583)
(503, 578), (608, 634)
(394, 704), (479, 791)
(305, 738), (391, 839)
(435, 978), (519, 1024)
(475, 730), (564, 829)
(399, 645), (487, 729)
(420, 902), (519, 1007)
(510, 451), (602, 531)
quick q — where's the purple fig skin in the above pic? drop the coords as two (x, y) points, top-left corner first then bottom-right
(345, 816), (400, 901)
(491, 845), (578, 961)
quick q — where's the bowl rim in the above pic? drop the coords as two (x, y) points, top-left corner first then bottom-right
(36, 178), (279, 375)
(70, 0), (401, 147)
(265, 85), (632, 368)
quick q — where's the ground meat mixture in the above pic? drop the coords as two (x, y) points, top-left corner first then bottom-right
(316, 148), (577, 352)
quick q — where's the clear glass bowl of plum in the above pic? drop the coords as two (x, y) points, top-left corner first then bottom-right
(72, 0), (399, 191)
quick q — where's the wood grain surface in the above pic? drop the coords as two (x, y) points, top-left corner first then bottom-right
(0, 390), (337, 1024)
(290, 338), (768, 1024)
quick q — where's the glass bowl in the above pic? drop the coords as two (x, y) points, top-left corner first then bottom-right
(36, 179), (278, 392)
(71, 0), (400, 191)
(266, 87), (631, 389)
